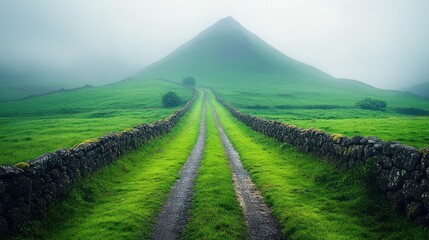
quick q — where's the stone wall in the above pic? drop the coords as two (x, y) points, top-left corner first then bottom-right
(215, 92), (429, 226)
(0, 91), (197, 235)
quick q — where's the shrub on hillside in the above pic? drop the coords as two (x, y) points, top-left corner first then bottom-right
(162, 91), (181, 107)
(182, 76), (196, 86)
(355, 98), (386, 110)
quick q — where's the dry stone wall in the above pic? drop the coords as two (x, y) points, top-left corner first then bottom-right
(215, 92), (429, 226)
(0, 91), (197, 235)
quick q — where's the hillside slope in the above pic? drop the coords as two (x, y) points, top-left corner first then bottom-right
(138, 17), (429, 110)
(407, 82), (429, 97)
(140, 17), (334, 87)
(0, 67), (92, 101)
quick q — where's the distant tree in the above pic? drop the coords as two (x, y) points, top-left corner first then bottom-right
(355, 98), (387, 110)
(182, 76), (196, 86)
(162, 91), (181, 107)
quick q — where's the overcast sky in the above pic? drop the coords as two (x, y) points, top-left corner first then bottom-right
(1, 0), (428, 89)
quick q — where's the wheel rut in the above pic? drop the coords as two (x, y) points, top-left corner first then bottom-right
(211, 100), (285, 240)
(150, 93), (206, 240)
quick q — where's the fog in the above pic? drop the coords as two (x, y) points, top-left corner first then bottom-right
(1, 0), (428, 90)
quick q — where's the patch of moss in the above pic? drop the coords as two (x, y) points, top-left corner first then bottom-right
(15, 162), (30, 170)
(73, 138), (99, 148)
(315, 129), (325, 134)
(419, 147), (429, 156)
(123, 128), (135, 133)
(331, 133), (344, 142)
(306, 128), (324, 134)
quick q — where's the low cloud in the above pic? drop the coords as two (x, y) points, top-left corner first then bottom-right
(0, 0), (428, 89)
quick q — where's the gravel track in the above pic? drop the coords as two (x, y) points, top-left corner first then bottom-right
(150, 94), (206, 240)
(211, 101), (284, 240)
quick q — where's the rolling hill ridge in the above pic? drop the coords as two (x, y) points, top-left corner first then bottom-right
(137, 16), (429, 110)
(139, 16), (334, 86)
(407, 82), (429, 97)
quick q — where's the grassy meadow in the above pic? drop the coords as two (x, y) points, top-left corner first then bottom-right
(13, 91), (203, 240)
(217, 87), (429, 148)
(211, 92), (429, 239)
(0, 79), (193, 165)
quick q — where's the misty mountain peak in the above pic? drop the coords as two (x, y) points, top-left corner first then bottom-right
(216, 16), (240, 25)
(206, 16), (244, 33)
(139, 16), (332, 83)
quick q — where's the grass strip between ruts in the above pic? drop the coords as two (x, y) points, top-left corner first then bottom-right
(184, 96), (246, 240)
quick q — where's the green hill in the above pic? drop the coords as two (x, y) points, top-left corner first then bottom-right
(0, 75), (58, 101)
(407, 82), (429, 97)
(139, 17), (332, 86)
(0, 68), (82, 101)
(138, 17), (429, 110)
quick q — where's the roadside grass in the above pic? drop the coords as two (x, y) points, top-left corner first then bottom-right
(184, 98), (246, 240)
(0, 79), (193, 165)
(212, 93), (429, 239)
(12, 93), (203, 240)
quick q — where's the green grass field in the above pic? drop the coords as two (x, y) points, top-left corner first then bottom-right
(214, 84), (429, 149)
(240, 107), (429, 148)
(285, 116), (428, 148)
(13, 91), (203, 240)
(211, 92), (429, 239)
(0, 79), (193, 165)
(184, 97), (246, 240)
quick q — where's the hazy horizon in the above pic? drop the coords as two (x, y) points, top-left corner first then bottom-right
(1, 0), (428, 90)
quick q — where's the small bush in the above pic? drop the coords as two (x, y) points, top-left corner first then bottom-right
(15, 162), (30, 169)
(355, 98), (387, 110)
(162, 91), (181, 107)
(182, 76), (196, 86)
